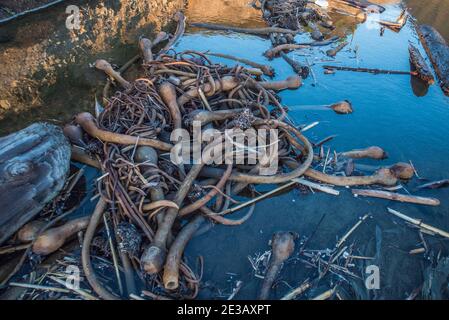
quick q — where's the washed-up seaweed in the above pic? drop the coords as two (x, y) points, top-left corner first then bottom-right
(2, 5), (449, 301)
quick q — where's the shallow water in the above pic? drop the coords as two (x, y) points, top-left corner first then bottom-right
(1, 0), (449, 299)
(180, 2), (449, 299)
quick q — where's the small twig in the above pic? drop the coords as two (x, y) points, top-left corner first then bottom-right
(409, 160), (421, 179)
(103, 213), (124, 296)
(48, 276), (98, 300)
(336, 214), (369, 249)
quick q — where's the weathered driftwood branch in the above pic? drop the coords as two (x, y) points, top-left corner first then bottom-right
(259, 231), (296, 300)
(416, 25), (449, 95)
(387, 208), (449, 238)
(353, 189), (440, 206)
(0, 123), (71, 245)
(323, 65), (417, 76)
(75, 112), (173, 151)
(409, 44), (435, 84)
(190, 22), (299, 35)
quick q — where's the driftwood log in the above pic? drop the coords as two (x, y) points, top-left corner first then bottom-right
(409, 44), (435, 85)
(417, 25), (449, 96)
(0, 123), (70, 245)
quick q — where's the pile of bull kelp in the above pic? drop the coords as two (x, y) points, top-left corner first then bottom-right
(1, 2), (449, 300)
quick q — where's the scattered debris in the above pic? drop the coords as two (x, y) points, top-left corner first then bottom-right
(1, 1), (449, 301)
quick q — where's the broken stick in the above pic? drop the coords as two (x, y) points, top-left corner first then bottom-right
(323, 65), (417, 76)
(352, 189), (440, 206)
(387, 208), (449, 239)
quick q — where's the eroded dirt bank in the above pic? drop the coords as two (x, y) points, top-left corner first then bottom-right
(0, 0), (184, 134)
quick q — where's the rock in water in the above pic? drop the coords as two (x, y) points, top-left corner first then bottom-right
(0, 123), (70, 245)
